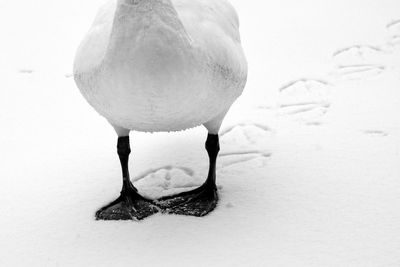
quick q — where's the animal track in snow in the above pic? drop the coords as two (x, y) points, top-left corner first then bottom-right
(221, 123), (271, 140)
(134, 165), (194, 183)
(220, 123), (272, 148)
(363, 130), (389, 137)
(219, 151), (271, 168)
(388, 35), (400, 47)
(255, 105), (274, 110)
(387, 20), (400, 46)
(332, 45), (387, 66)
(278, 78), (330, 92)
(277, 79), (332, 122)
(18, 69), (34, 74)
(331, 43), (392, 80)
(384, 20), (400, 70)
(134, 165), (200, 199)
(305, 121), (323, 126)
(135, 124), (274, 196)
(387, 20), (400, 35)
(332, 64), (386, 80)
(387, 20), (400, 48)
(330, 20), (400, 80)
(219, 123), (273, 168)
(333, 45), (383, 57)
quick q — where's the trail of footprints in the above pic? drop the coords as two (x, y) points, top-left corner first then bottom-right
(331, 45), (387, 80)
(276, 79), (332, 123)
(277, 18), (400, 124)
(219, 123), (272, 168)
(135, 19), (399, 198)
(136, 124), (273, 197)
(331, 44), (390, 80)
(134, 123), (273, 198)
(331, 20), (400, 80)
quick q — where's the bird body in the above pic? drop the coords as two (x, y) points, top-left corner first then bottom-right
(74, 0), (247, 133)
(74, 0), (247, 219)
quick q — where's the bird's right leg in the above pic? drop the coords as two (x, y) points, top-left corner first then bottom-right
(95, 132), (159, 221)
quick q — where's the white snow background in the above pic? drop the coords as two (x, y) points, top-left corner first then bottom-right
(1, 0), (400, 266)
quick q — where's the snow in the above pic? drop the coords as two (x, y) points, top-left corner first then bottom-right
(1, 0), (400, 266)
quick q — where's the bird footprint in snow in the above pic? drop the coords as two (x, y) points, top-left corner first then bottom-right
(134, 122), (274, 197)
(385, 20), (400, 69)
(363, 130), (389, 137)
(387, 20), (400, 39)
(133, 166), (199, 199)
(219, 123), (273, 168)
(18, 69), (34, 74)
(332, 45), (387, 65)
(331, 44), (390, 80)
(276, 78), (332, 124)
(332, 64), (386, 80)
(330, 20), (400, 80)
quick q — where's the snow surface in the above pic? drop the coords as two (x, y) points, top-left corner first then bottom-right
(1, 0), (400, 266)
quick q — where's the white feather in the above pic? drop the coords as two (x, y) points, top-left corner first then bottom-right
(73, 0), (247, 133)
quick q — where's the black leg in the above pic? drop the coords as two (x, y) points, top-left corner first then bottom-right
(155, 134), (220, 217)
(117, 136), (139, 195)
(95, 136), (159, 220)
(204, 133), (220, 187)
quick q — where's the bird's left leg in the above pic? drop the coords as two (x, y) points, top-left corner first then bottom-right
(155, 133), (220, 217)
(154, 109), (228, 216)
(96, 125), (159, 221)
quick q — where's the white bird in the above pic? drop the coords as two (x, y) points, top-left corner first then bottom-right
(73, 0), (247, 220)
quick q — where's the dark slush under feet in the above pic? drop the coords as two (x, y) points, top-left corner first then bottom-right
(96, 187), (159, 221)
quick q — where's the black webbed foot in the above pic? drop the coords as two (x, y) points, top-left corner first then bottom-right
(154, 133), (220, 217)
(96, 183), (159, 221)
(95, 135), (159, 221)
(155, 183), (218, 217)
